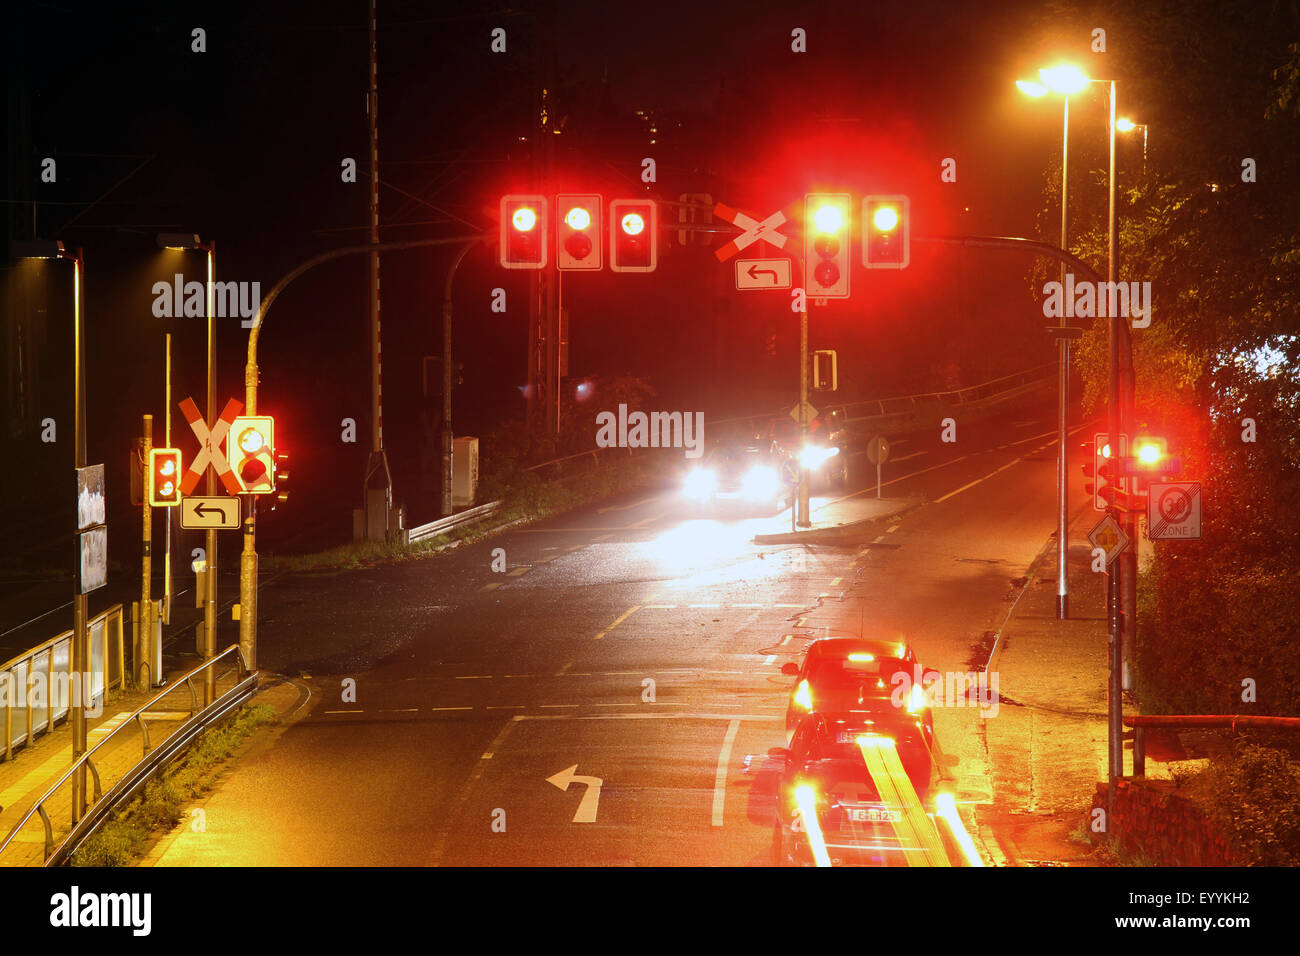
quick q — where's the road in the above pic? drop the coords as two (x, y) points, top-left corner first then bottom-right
(147, 401), (1084, 866)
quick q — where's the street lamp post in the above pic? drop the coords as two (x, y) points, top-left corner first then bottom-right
(1018, 64), (1091, 621)
(10, 239), (89, 821)
(158, 234), (218, 707)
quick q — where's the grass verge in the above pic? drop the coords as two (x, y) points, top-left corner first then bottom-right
(70, 703), (276, 867)
(264, 452), (668, 573)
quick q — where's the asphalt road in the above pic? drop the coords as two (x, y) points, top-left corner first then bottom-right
(147, 400), (1086, 866)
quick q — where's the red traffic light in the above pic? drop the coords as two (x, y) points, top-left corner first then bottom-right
(557, 193), (602, 271)
(148, 448), (183, 507)
(804, 194), (851, 298)
(863, 195), (910, 269)
(500, 195), (548, 269)
(609, 199), (657, 272)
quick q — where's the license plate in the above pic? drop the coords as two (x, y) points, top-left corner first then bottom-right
(846, 807), (900, 823)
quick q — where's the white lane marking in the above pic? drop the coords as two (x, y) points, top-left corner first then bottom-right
(934, 456), (1024, 504)
(323, 709), (363, 715)
(485, 705), (525, 710)
(455, 675), (492, 680)
(597, 496), (658, 513)
(479, 582), (502, 592)
(712, 719), (742, 827)
(516, 713), (782, 722)
(873, 535), (886, 543)
(379, 708), (419, 713)
(557, 661), (574, 676)
(688, 603), (721, 608)
(774, 603), (803, 608)
(540, 704), (580, 708)
(887, 524), (900, 533)
(431, 706), (471, 711)
(891, 450), (928, 463)
(731, 603), (764, 608)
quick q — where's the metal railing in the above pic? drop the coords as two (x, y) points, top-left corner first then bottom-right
(0, 644), (257, 866)
(823, 362), (1057, 424)
(408, 499), (503, 543)
(1126, 714), (1300, 778)
(1, 604), (125, 762)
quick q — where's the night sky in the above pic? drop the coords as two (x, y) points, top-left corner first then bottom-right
(6, 0), (1152, 542)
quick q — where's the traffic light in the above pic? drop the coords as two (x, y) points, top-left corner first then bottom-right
(148, 448), (183, 507)
(813, 349), (838, 391)
(228, 416), (276, 494)
(805, 194), (851, 298)
(1081, 433), (1127, 512)
(556, 193), (602, 270)
(264, 450), (290, 513)
(499, 195), (548, 269)
(863, 195), (910, 269)
(609, 199), (657, 272)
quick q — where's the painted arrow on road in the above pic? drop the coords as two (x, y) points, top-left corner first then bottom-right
(546, 765), (603, 823)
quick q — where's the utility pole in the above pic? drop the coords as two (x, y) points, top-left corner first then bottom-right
(362, 0), (394, 540)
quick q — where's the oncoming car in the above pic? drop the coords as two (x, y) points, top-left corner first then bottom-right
(781, 637), (935, 747)
(681, 442), (788, 514)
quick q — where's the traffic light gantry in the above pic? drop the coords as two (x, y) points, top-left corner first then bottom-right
(499, 194), (658, 272)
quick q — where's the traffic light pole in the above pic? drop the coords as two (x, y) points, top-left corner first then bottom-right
(243, 234), (486, 670)
(791, 252), (811, 527)
(139, 415), (153, 689)
(441, 239), (480, 518)
(204, 242), (217, 706)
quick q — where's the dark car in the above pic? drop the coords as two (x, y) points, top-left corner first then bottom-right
(782, 637), (934, 746)
(681, 441), (788, 513)
(773, 712), (939, 866)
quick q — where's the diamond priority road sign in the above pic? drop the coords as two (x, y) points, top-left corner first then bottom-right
(1087, 513), (1131, 567)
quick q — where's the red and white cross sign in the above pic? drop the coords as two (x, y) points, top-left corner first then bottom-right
(178, 397), (245, 496)
(712, 203), (789, 261)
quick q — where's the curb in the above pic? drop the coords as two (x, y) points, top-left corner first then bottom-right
(752, 497), (922, 545)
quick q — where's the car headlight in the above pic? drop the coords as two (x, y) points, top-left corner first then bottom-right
(683, 467), (717, 499)
(740, 465), (779, 500)
(799, 444), (839, 470)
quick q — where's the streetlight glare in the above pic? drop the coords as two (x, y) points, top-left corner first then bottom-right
(1038, 64), (1090, 95)
(1116, 117), (1136, 132)
(1016, 79), (1048, 98)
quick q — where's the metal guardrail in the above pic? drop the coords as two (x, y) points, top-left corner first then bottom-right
(1, 604), (125, 762)
(1125, 714), (1300, 778)
(703, 363), (1057, 442)
(0, 644), (257, 866)
(823, 362), (1057, 424)
(407, 499), (503, 543)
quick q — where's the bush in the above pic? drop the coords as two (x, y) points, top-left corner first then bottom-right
(1194, 741), (1300, 866)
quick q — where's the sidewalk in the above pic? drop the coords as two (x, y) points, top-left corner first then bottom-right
(973, 502), (1175, 865)
(0, 637), (238, 866)
(752, 492), (923, 545)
